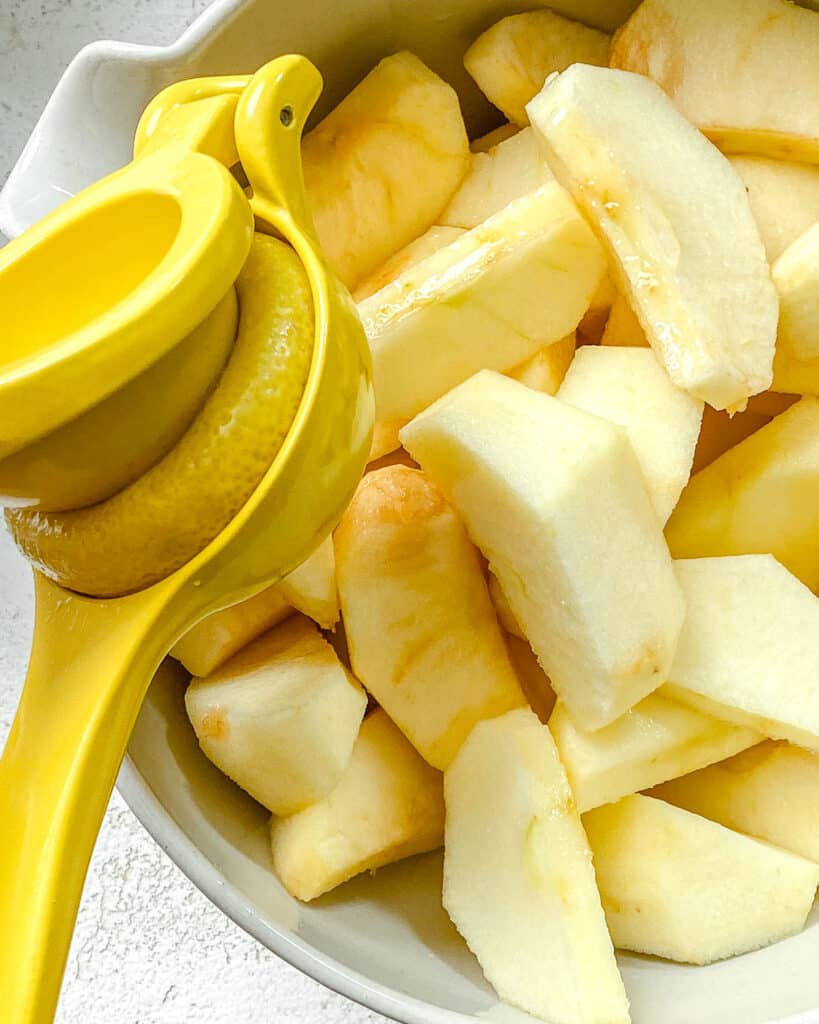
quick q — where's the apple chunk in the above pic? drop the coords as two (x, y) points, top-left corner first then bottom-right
(773, 222), (819, 363)
(464, 10), (610, 126)
(558, 346), (703, 524)
(353, 226), (466, 303)
(270, 709), (444, 901)
(667, 555), (819, 752)
(653, 741), (819, 864)
(730, 155), (819, 263)
(444, 708), (630, 1024)
(666, 398), (819, 591)
(528, 63), (778, 411)
(585, 794), (819, 965)
(276, 535), (339, 629)
(506, 332), (576, 396)
(303, 51), (469, 290)
(551, 690), (760, 813)
(360, 182), (605, 450)
(401, 371), (685, 730)
(185, 615), (367, 816)
(440, 127), (553, 230)
(610, 0), (819, 163)
(334, 466), (525, 769)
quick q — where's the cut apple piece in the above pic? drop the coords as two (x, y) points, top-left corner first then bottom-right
(610, 0), (819, 163)
(444, 708), (630, 1024)
(401, 371), (685, 730)
(667, 398), (819, 590)
(303, 51), (469, 290)
(773, 222), (819, 363)
(353, 226), (466, 303)
(528, 63), (778, 411)
(774, 346), (819, 398)
(439, 127), (552, 230)
(270, 709), (444, 901)
(729, 155), (819, 262)
(600, 295), (647, 348)
(471, 122), (520, 153)
(171, 587), (292, 677)
(653, 740), (819, 864)
(585, 794), (819, 965)
(361, 182), (606, 443)
(504, 634), (556, 725)
(334, 466), (525, 770)
(667, 555), (819, 751)
(465, 10), (610, 126)
(185, 614), (367, 816)
(558, 346), (703, 524)
(550, 690), (760, 814)
(277, 536), (339, 629)
(506, 333), (576, 396)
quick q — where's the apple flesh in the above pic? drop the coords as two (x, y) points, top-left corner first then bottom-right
(528, 63), (778, 411)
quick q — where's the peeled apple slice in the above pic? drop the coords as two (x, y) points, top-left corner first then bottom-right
(550, 690), (760, 814)
(303, 51), (469, 290)
(506, 333), (576, 396)
(362, 182), (605, 451)
(353, 226), (466, 303)
(528, 63), (778, 411)
(7, 234), (315, 597)
(271, 709), (444, 902)
(610, 0), (819, 163)
(185, 614), (367, 816)
(172, 586), (292, 677)
(402, 371), (685, 731)
(443, 708), (630, 1024)
(585, 794), (819, 965)
(666, 398), (819, 591)
(667, 555), (819, 752)
(439, 127), (552, 230)
(334, 466), (525, 769)
(558, 346), (703, 525)
(464, 9), (610, 126)
(276, 535), (339, 629)
(773, 222), (819, 363)
(653, 740), (819, 864)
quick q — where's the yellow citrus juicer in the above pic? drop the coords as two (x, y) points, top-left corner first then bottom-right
(0, 54), (373, 1024)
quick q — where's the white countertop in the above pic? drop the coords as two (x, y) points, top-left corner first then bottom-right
(0, 3), (387, 1021)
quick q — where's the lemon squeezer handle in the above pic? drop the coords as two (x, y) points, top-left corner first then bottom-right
(0, 573), (182, 1024)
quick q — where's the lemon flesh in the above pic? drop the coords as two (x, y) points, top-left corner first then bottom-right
(0, 289), (238, 512)
(8, 234), (314, 596)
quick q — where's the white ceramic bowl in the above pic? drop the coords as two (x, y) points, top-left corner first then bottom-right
(3, 2), (819, 1022)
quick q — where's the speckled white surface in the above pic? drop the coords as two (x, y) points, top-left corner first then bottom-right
(0, 3), (386, 1021)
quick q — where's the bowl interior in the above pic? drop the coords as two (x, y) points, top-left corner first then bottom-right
(6, 0), (819, 1020)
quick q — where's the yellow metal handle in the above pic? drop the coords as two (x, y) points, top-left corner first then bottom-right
(0, 573), (185, 1024)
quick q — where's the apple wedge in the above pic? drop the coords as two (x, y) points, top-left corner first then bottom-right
(172, 586), (292, 677)
(276, 535), (339, 629)
(464, 10), (610, 126)
(610, 0), (819, 163)
(558, 346), (703, 524)
(353, 226), (466, 303)
(401, 371), (685, 730)
(773, 222), (819, 363)
(730, 155), (819, 262)
(334, 466), (525, 769)
(271, 709), (444, 902)
(666, 398), (819, 590)
(361, 182), (605, 450)
(653, 741), (819, 864)
(444, 708), (630, 1024)
(185, 614), (367, 816)
(550, 690), (760, 814)
(506, 332), (576, 396)
(470, 122), (520, 153)
(303, 51), (469, 289)
(528, 63), (778, 411)
(440, 127), (552, 230)
(667, 555), (819, 752)
(600, 295), (647, 348)
(585, 794), (819, 965)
